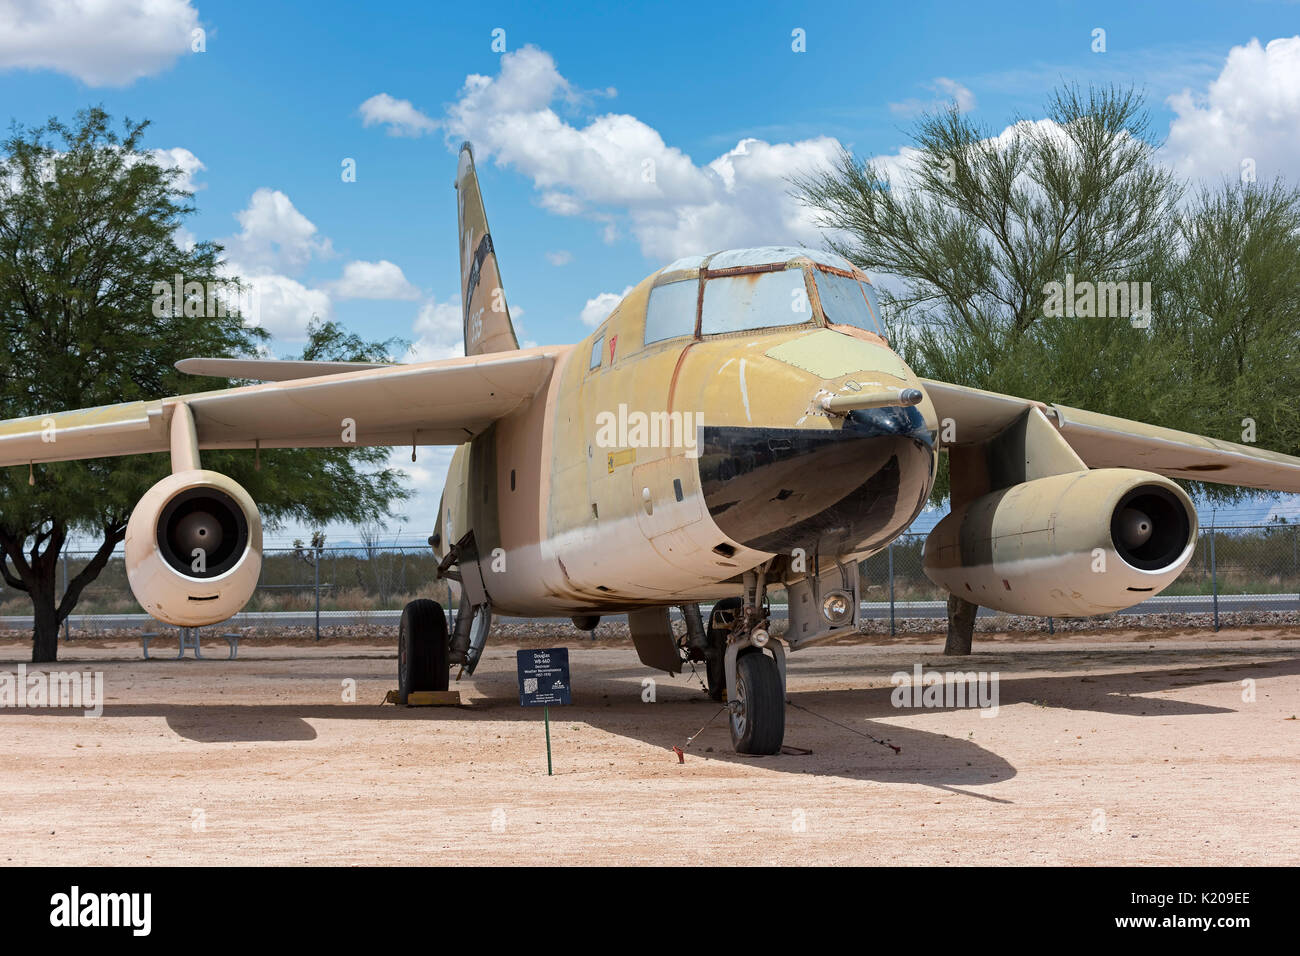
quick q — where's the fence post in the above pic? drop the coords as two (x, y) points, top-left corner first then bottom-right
(61, 551), (70, 642)
(887, 541), (895, 636)
(1210, 523), (1219, 632)
(314, 550), (321, 641)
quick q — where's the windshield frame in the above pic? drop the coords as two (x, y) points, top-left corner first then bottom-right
(696, 262), (819, 339)
(811, 264), (884, 336)
(637, 258), (883, 347)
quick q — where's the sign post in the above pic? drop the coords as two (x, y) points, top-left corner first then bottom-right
(544, 706), (552, 775)
(517, 648), (570, 776)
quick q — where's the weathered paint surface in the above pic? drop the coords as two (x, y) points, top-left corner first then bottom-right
(456, 142), (520, 357)
(924, 468), (1197, 617)
(434, 252), (939, 616)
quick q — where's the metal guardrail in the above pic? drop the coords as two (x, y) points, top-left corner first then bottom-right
(1, 593), (1294, 633)
(2, 525), (1299, 639)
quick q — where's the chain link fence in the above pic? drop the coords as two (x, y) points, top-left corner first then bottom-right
(2, 525), (1298, 638)
(0, 545), (455, 640)
(859, 524), (1300, 633)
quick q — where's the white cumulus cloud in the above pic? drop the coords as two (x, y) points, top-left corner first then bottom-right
(219, 267), (332, 341)
(408, 297), (465, 362)
(330, 259), (420, 300)
(359, 93), (438, 137)
(225, 188), (333, 274)
(148, 146), (205, 192)
(436, 45), (847, 262)
(580, 286), (633, 328)
(218, 189), (337, 340)
(0, 0), (201, 86)
(1165, 36), (1300, 185)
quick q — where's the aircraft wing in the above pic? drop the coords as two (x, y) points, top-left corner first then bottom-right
(174, 357), (394, 381)
(922, 378), (1300, 494)
(0, 347), (561, 467)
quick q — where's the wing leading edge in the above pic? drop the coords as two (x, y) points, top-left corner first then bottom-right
(922, 378), (1300, 494)
(0, 347), (561, 468)
(174, 357), (394, 381)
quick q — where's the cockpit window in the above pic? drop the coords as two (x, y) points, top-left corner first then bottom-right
(589, 335), (604, 369)
(861, 280), (882, 327)
(644, 279), (699, 345)
(815, 269), (883, 334)
(700, 268), (812, 336)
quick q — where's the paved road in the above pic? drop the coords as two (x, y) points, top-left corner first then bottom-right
(2, 592), (1295, 630)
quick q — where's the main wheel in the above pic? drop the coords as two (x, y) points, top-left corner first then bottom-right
(398, 599), (449, 702)
(705, 597), (743, 701)
(729, 650), (785, 755)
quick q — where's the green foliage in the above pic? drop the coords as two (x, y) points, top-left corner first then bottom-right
(0, 109), (262, 533)
(793, 84), (1300, 505)
(1161, 180), (1300, 456)
(0, 109), (407, 658)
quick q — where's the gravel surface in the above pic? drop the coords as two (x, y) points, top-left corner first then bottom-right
(0, 628), (1295, 865)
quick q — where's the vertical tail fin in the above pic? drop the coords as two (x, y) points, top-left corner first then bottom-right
(455, 142), (520, 356)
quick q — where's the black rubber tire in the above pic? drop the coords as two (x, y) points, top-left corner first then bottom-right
(398, 599), (449, 702)
(729, 650), (785, 755)
(705, 597), (743, 701)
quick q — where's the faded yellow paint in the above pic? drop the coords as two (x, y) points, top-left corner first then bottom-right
(456, 143), (520, 356)
(763, 328), (910, 380)
(925, 468), (1198, 616)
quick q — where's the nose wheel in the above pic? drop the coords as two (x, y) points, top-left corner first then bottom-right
(720, 565), (787, 755)
(728, 650), (785, 754)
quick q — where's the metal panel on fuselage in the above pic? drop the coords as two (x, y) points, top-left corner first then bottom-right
(541, 277), (765, 607)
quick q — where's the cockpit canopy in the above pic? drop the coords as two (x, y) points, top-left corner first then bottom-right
(642, 246), (883, 347)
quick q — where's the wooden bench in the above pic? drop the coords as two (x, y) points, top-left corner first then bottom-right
(141, 627), (241, 660)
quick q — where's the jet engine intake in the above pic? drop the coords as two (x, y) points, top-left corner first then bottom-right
(124, 470), (263, 626)
(923, 468), (1196, 617)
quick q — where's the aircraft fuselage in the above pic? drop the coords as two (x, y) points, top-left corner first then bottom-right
(435, 251), (939, 616)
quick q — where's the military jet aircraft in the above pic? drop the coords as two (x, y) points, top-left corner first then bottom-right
(4, 143), (1300, 754)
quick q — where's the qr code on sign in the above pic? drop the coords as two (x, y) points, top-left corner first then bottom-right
(523, 678), (538, 694)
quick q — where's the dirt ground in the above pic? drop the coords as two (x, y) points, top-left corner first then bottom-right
(0, 627), (1296, 866)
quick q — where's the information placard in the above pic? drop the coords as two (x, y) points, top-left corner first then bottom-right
(516, 648), (571, 707)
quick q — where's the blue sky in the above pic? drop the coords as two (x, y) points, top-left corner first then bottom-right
(4, 0), (1300, 544)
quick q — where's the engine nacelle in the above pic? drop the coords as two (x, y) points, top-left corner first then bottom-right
(125, 469), (262, 627)
(923, 468), (1197, 617)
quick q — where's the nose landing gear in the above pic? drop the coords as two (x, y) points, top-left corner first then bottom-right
(720, 565), (788, 755)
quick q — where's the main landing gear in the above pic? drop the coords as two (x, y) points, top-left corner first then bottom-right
(397, 599), (449, 703)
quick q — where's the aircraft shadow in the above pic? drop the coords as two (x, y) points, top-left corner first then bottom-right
(450, 654), (1297, 785)
(2, 653), (1292, 787)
